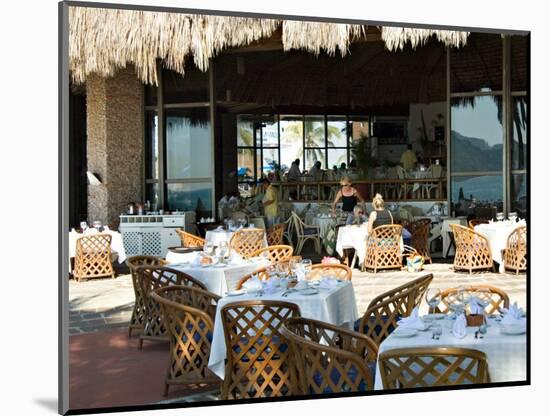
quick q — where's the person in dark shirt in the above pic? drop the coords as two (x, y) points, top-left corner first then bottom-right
(331, 176), (365, 217)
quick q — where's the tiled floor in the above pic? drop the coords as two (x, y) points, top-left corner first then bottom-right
(69, 263), (526, 333)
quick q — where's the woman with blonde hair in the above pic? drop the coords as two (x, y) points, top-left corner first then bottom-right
(367, 193), (393, 233)
(331, 176), (365, 217)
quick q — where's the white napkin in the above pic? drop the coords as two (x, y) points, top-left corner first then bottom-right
(263, 279), (278, 295)
(228, 251), (243, 265)
(452, 314), (467, 339)
(397, 307), (427, 331)
(216, 225), (223, 231)
(501, 302), (526, 327)
(468, 297), (485, 315)
(190, 253), (202, 267)
(243, 275), (263, 292)
(319, 277), (338, 289)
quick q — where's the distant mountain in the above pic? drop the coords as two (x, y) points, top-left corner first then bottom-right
(451, 131), (504, 172)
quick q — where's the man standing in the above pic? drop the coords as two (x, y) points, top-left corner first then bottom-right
(260, 178), (279, 228)
(400, 144), (417, 170)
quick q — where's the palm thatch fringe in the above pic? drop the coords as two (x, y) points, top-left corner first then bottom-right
(381, 27), (469, 51)
(282, 21), (366, 56)
(69, 6), (470, 85)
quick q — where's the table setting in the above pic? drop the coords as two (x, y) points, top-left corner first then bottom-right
(204, 221), (267, 247)
(207, 265), (359, 379)
(474, 213), (527, 272)
(374, 288), (527, 389)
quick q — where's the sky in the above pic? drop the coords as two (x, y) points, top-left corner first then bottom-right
(451, 96), (503, 146)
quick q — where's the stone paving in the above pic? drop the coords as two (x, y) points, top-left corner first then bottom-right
(69, 262), (527, 334)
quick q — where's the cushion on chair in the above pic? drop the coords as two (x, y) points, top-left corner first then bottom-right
(310, 363), (372, 394)
(354, 315), (397, 338)
(303, 228), (319, 236)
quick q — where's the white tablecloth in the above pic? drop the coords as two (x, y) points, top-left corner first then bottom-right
(313, 217), (337, 238)
(336, 224), (370, 264)
(475, 221), (527, 272)
(374, 317), (526, 389)
(68, 229), (126, 270)
(205, 229), (267, 247)
(441, 217), (468, 258)
(208, 281), (358, 379)
(166, 256), (269, 296)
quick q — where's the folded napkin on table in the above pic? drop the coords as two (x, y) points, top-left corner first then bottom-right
(243, 275), (263, 292)
(262, 279), (278, 295)
(295, 266), (306, 282)
(103, 225), (110, 231)
(452, 314), (467, 338)
(468, 297), (485, 315)
(319, 277), (338, 289)
(228, 251), (243, 264)
(397, 307), (427, 331)
(190, 253), (202, 267)
(501, 302), (526, 326)
(216, 226), (223, 231)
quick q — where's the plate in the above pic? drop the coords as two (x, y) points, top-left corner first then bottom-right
(500, 324), (526, 335)
(299, 288), (319, 296)
(392, 328), (418, 338)
(226, 289), (246, 296)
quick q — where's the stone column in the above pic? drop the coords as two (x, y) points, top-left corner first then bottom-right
(86, 66), (143, 228)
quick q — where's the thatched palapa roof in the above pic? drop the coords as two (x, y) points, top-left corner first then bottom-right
(69, 6), (469, 85)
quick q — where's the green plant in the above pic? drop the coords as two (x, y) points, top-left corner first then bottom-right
(351, 134), (377, 178)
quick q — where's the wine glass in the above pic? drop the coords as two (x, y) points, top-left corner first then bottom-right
(508, 212), (518, 222)
(496, 212), (505, 221)
(204, 242), (214, 257)
(93, 220), (102, 229)
(300, 259), (313, 279)
(80, 221), (88, 233)
(425, 288), (441, 321)
(474, 288), (491, 326)
(219, 241), (229, 263)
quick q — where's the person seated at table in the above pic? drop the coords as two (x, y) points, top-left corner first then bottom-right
(346, 204), (368, 225)
(332, 176), (365, 217)
(338, 162), (348, 178)
(259, 177), (279, 228)
(367, 193), (394, 233)
(400, 144), (417, 171)
(308, 160), (323, 181)
(287, 159), (302, 181)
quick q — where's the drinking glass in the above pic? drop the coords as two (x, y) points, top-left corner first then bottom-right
(93, 220), (102, 229)
(496, 212), (505, 221)
(80, 221), (88, 232)
(425, 288), (442, 319)
(218, 242), (229, 263)
(508, 212), (518, 222)
(204, 242), (214, 256)
(289, 258), (299, 277)
(474, 288), (491, 326)
(300, 259), (313, 279)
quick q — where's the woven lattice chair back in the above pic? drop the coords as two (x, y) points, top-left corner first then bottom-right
(468, 218), (490, 229)
(307, 264), (352, 281)
(126, 256), (168, 337)
(281, 317), (378, 394)
(450, 224), (493, 273)
(151, 285), (221, 395)
(267, 223), (286, 246)
(229, 228), (266, 259)
(220, 300), (301, 399)
(175, 229), (206, 249)
(357, 274), (434, 346)
(409, 219), (432, 264)
(379, 347), (490, 389)
(363, 225), (403, 273)
(73, 234), (115, 282)
(137, 266), (207, 349)
(252, 245), (294, 264)
(235, 266), (272, 290)
(433, 285), (509, 315)
(504, 226), (527, 275)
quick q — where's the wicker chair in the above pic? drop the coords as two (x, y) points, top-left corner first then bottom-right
(282, 215), (295, 245)
(468, 218), (490, 229)
(409, 218), (432, 264)
(267, 223), (286, 246)
(126, 256), (168, 337)
(362, 225), (403, 273)
(307, 263), (352, 281)
(235, 266), (272, 290)
(220, 300), (301, 399)
(379, 347), (490, 389)
(252, 245), (294, 263)
(229, 228), (266, 259)
(291, 212), (321, 255)
(356, 274), (434, 346)
(151, 285), (221, 396)
(433, 285), (510, 315)
(449, 224), (494, 273)
(137, 266), (207, 349)
(281, 317), (378, 394)
(73, 234), (115, 282)
(503, 226), (527, 275)
(175, 229), (206, 249)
